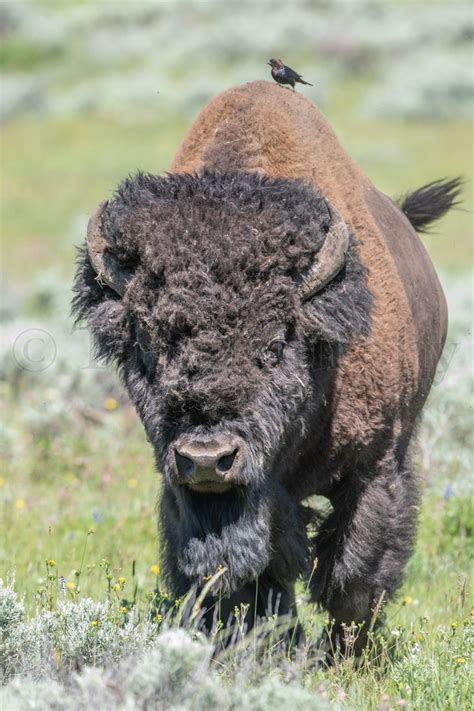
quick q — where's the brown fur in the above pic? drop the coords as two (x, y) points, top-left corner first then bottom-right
(171, 80), (447, 451)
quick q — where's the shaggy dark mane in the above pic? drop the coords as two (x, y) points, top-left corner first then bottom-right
(73, 170), (372, 360)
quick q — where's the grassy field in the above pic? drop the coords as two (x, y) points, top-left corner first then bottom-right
(1, 1), (473, 709)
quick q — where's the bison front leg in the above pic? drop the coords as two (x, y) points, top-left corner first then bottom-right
(310, 451), (419, 657)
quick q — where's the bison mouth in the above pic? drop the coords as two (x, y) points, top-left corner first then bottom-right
(184, 461), (241, 494)
(187, 479), (236, 494)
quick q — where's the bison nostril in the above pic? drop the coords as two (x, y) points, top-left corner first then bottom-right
(175, 451), (196, 478)
(216, 449), (238, 473)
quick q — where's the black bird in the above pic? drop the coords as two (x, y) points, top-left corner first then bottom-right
(267, 58), (313, 92)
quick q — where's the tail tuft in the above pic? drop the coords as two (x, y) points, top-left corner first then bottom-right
(400, 177), (463, 233)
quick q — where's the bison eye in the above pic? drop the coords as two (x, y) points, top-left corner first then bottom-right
(267, 339), (286, 363)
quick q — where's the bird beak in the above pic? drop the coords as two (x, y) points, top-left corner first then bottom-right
(266, 60), (272, 65)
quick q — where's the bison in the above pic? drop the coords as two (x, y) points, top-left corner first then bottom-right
(73, 81), (460, 654)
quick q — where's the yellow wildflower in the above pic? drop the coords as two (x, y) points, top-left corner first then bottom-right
(66, 581), (76, 590)
(154, 613), (162, 622)
(0, 476), (5, 487)
(455, 657), (466, 665)
(15, 498), (25, 509)
(121, 607), (128, 614)
(104, 398), (118, 411)
(114, 583), (122, 592)
(48, 560), (56, 567)
(403, 595), (413, 605)
(150, 564), (160, 575)
(416, 634), (424, 641)
(127, 478), (138, 489)
(90, 620), (99, 627)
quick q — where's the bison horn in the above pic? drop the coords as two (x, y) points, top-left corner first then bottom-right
(298, 201), (350, 301)
(86, 200), (131, 297)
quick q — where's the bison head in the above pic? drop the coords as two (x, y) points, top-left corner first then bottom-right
(73, 171), (371, 596)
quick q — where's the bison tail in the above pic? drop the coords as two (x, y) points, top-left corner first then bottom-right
(400, 177), (463, 233)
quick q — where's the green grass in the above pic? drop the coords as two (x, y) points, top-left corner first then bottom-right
(0, 476), (472, 709)
(1, 404), (158, 603)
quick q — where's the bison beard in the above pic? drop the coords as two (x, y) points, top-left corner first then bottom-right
(166, 485), (273, 594)
(161, 478), (311, 599)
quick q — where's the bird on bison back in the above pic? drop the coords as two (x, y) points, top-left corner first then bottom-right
(73, 81), (461, 662)
(267, 57), (313, 91)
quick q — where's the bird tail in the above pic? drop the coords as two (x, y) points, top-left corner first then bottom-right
(299, 79), (313, 86)
(399, 177), (463, 233)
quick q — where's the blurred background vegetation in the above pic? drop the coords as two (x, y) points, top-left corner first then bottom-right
(0, 0), (472, 633)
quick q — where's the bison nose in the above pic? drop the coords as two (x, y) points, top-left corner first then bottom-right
(173, 436), (244, 492)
